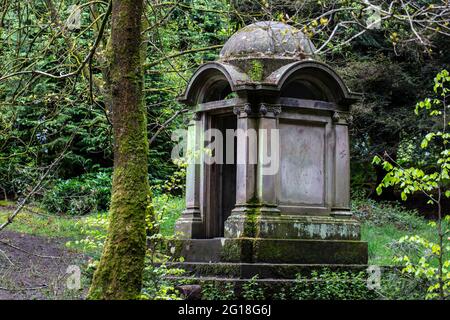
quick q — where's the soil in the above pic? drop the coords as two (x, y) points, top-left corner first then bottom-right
(0, 230), (89, 300)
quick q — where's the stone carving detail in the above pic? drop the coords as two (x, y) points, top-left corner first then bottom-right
(233, 103), (281, 117)
(244, 103), (252, 114)
(192, 112), (201, 121)
(332, 111), (340, 122)
(332, 111), (352, 124)
(233, 103), (252, 116)
(259, 103), (281, 117)
(259, 103), (268, 115)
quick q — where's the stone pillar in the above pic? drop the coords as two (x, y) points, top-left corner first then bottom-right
(225, 103), (284, 238)
(224, 104), (258, 238)
(175, 113), (204, 238)
(233, 103), (258, 207)
(256, 103), (281, 215)
(331, 111), (352, 217)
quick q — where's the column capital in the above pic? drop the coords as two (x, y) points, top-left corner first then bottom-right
(332, 111), (352, 125)
(233, 103), (252, 117)
(233, 103), (282, 118)
(259, 103), (281, 118)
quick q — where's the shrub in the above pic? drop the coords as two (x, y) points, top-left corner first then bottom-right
(149, 193), (184, 236)
(140, 261), (184, 300)
(391, 233), (450, 299)
(66, 213), (109, 257)
(352, 197), (425, 231)
(290, 269), (377, 300)
(194, 270), (378, 300)
(202, 282), (236, 300)
(42, 170), (112, 215)
(242, 275), (265, 300)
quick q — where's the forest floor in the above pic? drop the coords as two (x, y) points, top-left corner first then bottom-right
(0, 230), (88, 299)
(0, 196), (183, 300)
(0, 201), (95, 300)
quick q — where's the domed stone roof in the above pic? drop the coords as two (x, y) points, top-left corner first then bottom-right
(219, 21), (316, 61)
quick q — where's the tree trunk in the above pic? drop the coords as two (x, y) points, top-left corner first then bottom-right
(88, 0), (149, 300)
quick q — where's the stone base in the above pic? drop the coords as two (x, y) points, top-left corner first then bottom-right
(224, 212), (361, 240)
(174, 210), (203, 238)
(166, 238), (368, 265)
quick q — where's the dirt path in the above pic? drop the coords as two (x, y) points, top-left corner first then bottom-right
(0, 230), (88, 300)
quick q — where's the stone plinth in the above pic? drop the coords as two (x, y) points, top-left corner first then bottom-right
(164, 238), (367, 265)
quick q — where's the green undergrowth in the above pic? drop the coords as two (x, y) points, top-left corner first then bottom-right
(353, 197), (446, 265)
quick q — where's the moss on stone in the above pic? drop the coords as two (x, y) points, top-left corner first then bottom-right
(248, 59), (264, 82)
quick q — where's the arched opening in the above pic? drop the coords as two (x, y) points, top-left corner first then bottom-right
(277, 62), (354, 104)
(181, 62), (249, 105)
(181, 64), (242, 238)
(200, 78), (232, 103)
(280, 79), (327, 101)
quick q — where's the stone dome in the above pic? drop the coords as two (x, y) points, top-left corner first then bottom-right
(219, 21), (316, 61)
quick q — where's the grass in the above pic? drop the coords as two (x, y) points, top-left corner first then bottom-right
(3, 193), (448, 300)
(152, 195), (184, 236)
(0, 201), (89, 239)
(362, 224), (416, 265)
(0, 195), (184, 256)
(354, 198), (446, 265)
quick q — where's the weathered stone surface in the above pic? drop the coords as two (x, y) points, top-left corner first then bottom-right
(163, 238), (368, 265)
(224, 214), (361, 240)
(279, 121), (325, 205)
(175, 284), (202, 300)
(220, 21), (316, 61)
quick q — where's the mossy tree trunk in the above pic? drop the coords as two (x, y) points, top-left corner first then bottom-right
(88, 0), (149, 300)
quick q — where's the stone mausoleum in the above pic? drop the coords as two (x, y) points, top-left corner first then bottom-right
(171, 21), (367, 273)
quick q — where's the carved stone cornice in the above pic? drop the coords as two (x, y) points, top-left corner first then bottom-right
(233, 103), (281, 118)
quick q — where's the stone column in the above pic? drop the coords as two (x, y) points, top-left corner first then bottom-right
(224, 103), (258, 238)
(331, 111), (352, 217)
(175, 112), (204, 238)
(233, 103), (258, 207)
(256, 103), (281, 215)
(225, 103), (284, 238)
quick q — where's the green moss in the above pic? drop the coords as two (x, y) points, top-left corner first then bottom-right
(221, 240), (242, 262)
(87, 0), (150, 300)
(241, 197), (261, 238)
(243, 210), (258, 237)
(249, 59), (264, 82)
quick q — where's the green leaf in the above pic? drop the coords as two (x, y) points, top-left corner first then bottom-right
(372, 155), (381, 165)
(401, 192), (407, 201)
(376, 185), (383, 196)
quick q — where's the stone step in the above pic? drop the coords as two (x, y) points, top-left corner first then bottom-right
(163, 237), (368, 264)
